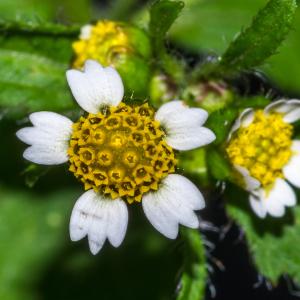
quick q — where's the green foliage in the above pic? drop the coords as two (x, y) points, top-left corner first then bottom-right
(0, 187), (79, 300)
(177, 228), (206, 300)
(227, 189), (300, 284)
(0, 19), (79, 118)
(171, 0), (300, 92)
(216, 0), (297, 74)
(149, 0), (184, 49)
(207, 149), (232, 181)
(149, 0), (185, 82)
(0, 0), (91, 23)
(178, 148), (209, 186)
(206, 108), (238, 144)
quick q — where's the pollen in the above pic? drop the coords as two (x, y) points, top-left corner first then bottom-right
(226, 110), (293, 189)
(72, 20), (130, 69)
(68, 103), (177, 203)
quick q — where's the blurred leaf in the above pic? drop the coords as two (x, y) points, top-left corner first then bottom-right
(0, 19), (79, 118)
(227, 189), (300, 284)
(215, 0), (297, 74)
(21, 164), (50, 188)
(207, 148), (232, 181)
(171, 0), (267, 53)
(206, 108), (238, 145)
(0, 0), (91, 23)
(178, 148), (209, 186)
(177, 228), (206, 300)
(0, 187), (79, 300)
(149, 0), (185, 82)
(234, 96), (270, 109)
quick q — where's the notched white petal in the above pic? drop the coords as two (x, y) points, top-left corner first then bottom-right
(23, 144), (69, 165)
(155, 100), (214, 151)
(165, 126), (216, 151)
(265, 99), (300, 123)
(259, 179), (296, 217)
(69, 190), (128, 255)
(66, 60), (124, 114)
(16, 112), (73, 165)
(249, 194), (267, 219)
(155, 100), (209, 127)
(142, 174), (204, 238)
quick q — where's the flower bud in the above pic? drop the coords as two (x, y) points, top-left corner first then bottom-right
(182, 80), (233, 113)
(149, 73), (178, 107)
(72, 20), (151, 97)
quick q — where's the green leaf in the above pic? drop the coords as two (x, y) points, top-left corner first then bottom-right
(0, 19), (80, 118)
(0, 187), (79, 300)
(177, 228), (207, 300)
(207, 148), (232, 181)
(149, 0), (185, 82)
(227, 187), (300, 284)
(216, 0), (297, 74)
(178, 148), (209, 186)
(149, 0), (184, 49)
(0, 0), (91, 23)
(170, 0), (300, 94)
(206, 108), (238, 145)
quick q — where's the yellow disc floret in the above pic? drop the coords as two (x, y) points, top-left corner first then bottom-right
(226, 110), (293, 188)
(68, 103), (177, 203)
(72, 20), (130, 69)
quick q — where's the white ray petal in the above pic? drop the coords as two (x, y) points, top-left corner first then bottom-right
(16, 112), (73, 165)
(155, 100), (209, 127)
(249, 194), (267, 219)
(87, 198), (108, 255)
(69, 190), (128, 255)
(165, 126), (215, 151)
(264, 99), (300, 123)
(155, 100), (214, 150)
(70, 190), (96, 241)
(106, 199), (128, 247)
(79, 24), (92, 39)
(142, 174), (204, 239)
(234, 165), (261, 192)
(66, 60), (124, 114)
(142, 194), (179, 239)
(23, 144), (69, 165)
(261, 179), (296, 217)
(283, 140), (300, 188)
(228, 108), (254, 140)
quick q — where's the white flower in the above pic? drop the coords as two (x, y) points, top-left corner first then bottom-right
(16, 60), (215, 254)
(227, 99), (300, 218)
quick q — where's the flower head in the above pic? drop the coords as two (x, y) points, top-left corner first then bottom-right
(226, 100), (300, 218)
(72, 20), (151, 96)
(16, 60), (215, 254)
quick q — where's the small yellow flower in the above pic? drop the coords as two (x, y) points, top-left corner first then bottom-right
(226, 100), (300, 218)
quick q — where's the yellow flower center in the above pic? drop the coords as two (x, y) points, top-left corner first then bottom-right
(68, 103), (177, 203)
(72, 20), (130, 69)
(226, 110), (293, 188)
